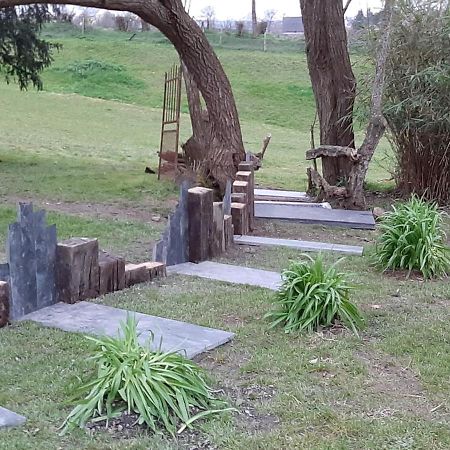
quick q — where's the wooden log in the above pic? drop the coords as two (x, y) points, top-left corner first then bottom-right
(238, 161), (254, 172)
(188, 187), (213, 263)
(98, 251), (126, 296)
(0, 281), (9, 328)
(125, 264), (150, 287)
(224, 215), (234, 249)
(125, 262), (167, 287)
(233, 180), (253, 231)
(210, 202), (225, 257)
(56, 238), (99, 304)
(231, 202), (248, 235)
(236, 171), (255, 231)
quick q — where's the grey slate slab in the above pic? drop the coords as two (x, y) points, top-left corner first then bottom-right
(255, 200), (331, 209)
(0, 407), (26, 428)
(21, 302), (234, 359)
(254, 188), (311, 202)
(234, 235), (364, 256)
(168, 261), (281, 291)
(254, 203), (376, 230)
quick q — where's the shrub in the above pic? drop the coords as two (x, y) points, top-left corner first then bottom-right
(62, 315), (230, 435)
(265, 255), (363, 335)
(375, 196), (450, 279)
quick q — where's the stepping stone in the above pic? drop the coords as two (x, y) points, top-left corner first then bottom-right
(0, 407), (26, 428)
(255, 203), (376, 230)
(234, 235), (364, 256)
(254, 188), (311, 202)
(168, 261), (281, 291)
(20, 302), (234, 359)
(255, 200), (331, 209)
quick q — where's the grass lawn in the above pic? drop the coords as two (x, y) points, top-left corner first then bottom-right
(0, 26), (448, 450)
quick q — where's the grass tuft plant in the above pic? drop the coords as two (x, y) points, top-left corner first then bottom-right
(62, 315), (231, 435)
(374, 196), (450, 278)
(265, 255), (363, 335)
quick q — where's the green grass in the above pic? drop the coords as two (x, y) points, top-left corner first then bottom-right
(1, 25), (444, 450)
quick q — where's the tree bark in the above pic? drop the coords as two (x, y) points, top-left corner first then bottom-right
(0, 0), (245, 189)
(299, 0), (356, 185)
(252, 0), (257, 37)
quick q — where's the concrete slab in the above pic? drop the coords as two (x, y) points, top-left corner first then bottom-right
(255, 200), (331, 209)
(168, 261), (281, 291)
(254, 188), (310, 202)
(234, 235), (364, 256)
(0, 407), (26, 428)
(255, 203), (376, 230)
(20, 302), (234, 359)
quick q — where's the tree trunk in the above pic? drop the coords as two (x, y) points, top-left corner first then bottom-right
(300, 0), (356, 185)
(0, 0), (245, 190)
(252, 0), (257, 37)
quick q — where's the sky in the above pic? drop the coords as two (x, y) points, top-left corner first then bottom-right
(188, 0), (383, 20)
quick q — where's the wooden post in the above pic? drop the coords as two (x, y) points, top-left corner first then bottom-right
(0, 281), (9, 328)
(56, 238), (99, 304)
(231, 202), (248, 235)
(236, 171), (255, 231)
(224, 215), (234, 249)
(231, 192), (247, 203)
(188, 187), (214, 262)
(98, 251), (126, 296)
(211, 202), (225, 257)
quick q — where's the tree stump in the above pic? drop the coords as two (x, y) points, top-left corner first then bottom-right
(188, 187), (213, 263)
(0, 281), (9, 328)
(56, 238), (99, 304)
(98, 251), (126, 296)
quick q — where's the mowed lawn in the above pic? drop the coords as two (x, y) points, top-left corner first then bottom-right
(0, 26), (449, 450)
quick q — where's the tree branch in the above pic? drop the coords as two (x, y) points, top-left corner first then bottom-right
(343, 0), (353, 15)
(306, 145), (359, 161)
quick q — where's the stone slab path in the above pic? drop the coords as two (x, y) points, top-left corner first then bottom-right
(0, 407), (26, 428)
(21, 302), (234, 359)
(255, 200), (331, 209)
(254, 188), (310, 202)
(255, 202), (376, 230)
(168, 261), (281, 291)
(234, 235), (364, 256)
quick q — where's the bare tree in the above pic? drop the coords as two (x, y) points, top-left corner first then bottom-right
(264, 9), (276, 33)
(251, 0), (257, 37)
(0, 0), (246, 190)
(201, 5), (214, 30)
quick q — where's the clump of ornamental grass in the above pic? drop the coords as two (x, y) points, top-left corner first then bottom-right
(374, 196), (450, 279)
(265, 255), (364, 335)
(62, 315), (231, 435)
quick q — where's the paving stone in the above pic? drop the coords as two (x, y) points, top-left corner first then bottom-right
(0, 407), (26, 428)
(168, 261), (281, 291)
(21, 302), (234, 359)
(254, 188), (311, 202)
(255, 202), (376, 230)
(234, 235), (364, 256)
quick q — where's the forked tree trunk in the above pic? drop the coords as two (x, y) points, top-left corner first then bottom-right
(300, 0), (356, 185)
(306, 0), (394, 209)
(0, 0), (245, 190)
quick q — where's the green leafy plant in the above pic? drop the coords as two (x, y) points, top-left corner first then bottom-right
(374, 196), (450, 278)
(265, 255), (363, 335)
(62, 315), (231, 435)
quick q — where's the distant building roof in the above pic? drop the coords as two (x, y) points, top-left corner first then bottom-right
(282, 17), (304, 34)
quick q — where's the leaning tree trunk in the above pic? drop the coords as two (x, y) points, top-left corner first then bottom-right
(0, 0), (246, 190)
(300, 0), (356, 185)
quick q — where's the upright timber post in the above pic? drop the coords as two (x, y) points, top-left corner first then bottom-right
(188, 187), (213, 262)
